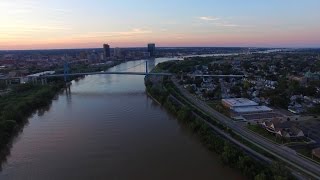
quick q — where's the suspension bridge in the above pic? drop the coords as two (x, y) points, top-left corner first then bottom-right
(42, 61), (246, 81)
(2, 60), (246, 85)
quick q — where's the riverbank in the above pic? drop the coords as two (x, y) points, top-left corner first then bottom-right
(145, 73), (294, 180)
(0, 62), (123, 169)
(0, 83), (64, 165)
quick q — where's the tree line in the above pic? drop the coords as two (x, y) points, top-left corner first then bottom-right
(0, 83), (64, 155)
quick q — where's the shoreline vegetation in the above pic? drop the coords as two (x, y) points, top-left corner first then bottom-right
(0, 82), (64, 169)
(145, 62), (295, 180)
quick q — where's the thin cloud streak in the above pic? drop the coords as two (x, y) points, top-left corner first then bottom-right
(198, 16), (241, 27)
(199, 16), (220, 21)
(75, 29), (152, 39)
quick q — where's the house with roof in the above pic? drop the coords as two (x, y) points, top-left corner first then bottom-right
(259, 118), (304, 139)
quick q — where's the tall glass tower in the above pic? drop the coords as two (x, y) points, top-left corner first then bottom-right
(147, 43), (156, 57)
(103, 44), (111, 59)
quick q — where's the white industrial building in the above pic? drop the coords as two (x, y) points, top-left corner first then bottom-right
(222, 98), (259, 109)
(233, 106), (273, 114)
(222, 98), (274, 121)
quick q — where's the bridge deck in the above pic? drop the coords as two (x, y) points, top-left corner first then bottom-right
(42, 71), (173, 78)
(192, 74), (246, 78)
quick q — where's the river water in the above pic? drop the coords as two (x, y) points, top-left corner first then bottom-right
(0, 58), (244, 180)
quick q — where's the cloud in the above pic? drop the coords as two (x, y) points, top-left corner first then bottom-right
(197, 16), (241, 28)
(109, 28), (152, 36)
(76, 28), (153, 39)
(199, 16), (220, 21)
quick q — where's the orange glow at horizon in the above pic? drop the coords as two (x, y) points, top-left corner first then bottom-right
(1, 31), (320, 50)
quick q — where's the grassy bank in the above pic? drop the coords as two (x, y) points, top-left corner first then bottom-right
(145, 75), (294, 180)
(247, 125), (284, 144)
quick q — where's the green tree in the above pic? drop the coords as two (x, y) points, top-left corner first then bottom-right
(221, 142), (241, 167)
(177, 107), (193, 122)
(270, 162), (292, 180)
(255, 172), (267, 180)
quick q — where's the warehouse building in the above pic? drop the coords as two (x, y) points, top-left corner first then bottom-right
(222, 98), (274, 121)
(222, 98), (259, 109)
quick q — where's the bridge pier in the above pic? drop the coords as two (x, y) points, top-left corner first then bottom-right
(64, 62), (70, 83)
(145, 61), (148, 74)
(41, 78), (47, 85)
(65, 83), (71, 95)
(33, 77), (39, 85)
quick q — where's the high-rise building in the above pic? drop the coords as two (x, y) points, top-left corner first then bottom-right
(147, 43), (156, 57)
(103, 44), (111, 59)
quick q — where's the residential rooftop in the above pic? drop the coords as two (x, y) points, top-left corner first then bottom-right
(222, 98), (258, 108)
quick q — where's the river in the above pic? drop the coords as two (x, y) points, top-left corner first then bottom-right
(0, 58), (244, 180)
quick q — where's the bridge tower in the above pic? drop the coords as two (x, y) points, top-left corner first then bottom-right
(145, 61), (148, 74)
(63, 61), (70, 82)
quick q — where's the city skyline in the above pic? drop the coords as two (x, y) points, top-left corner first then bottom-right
(1, 0), (320, 50)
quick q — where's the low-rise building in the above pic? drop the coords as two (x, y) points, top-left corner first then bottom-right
(222, 98), (273, 113)
(259, 118), (305, 139)
(222, 98), (258, 109)
(222, 98), (274, 121)
(233, 105), (272, 114)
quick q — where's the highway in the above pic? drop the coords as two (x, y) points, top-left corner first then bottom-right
(172, 78), (320, 179)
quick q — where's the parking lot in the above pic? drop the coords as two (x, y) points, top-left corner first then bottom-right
(242, 112), (285, 121)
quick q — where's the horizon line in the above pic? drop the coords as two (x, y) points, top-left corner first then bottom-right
(0, 46), (319, 52)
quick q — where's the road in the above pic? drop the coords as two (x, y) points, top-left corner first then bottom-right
(172, 78), (320, 179)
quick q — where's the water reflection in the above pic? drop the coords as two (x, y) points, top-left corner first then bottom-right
(0, 99), (56, 171)
(37, 103), (53, 117)
(65, 86), (72, 106)
(147, 58), (156, 71)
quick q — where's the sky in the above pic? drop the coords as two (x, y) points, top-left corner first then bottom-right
(0, 0), (320, 50)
